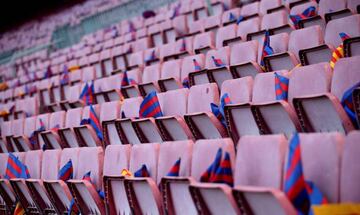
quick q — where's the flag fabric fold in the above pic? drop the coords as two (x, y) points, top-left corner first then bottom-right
(275, 72), (289, 101)
(139, 91), (163, 118)
(330, 32), (351, 69)
(341, 81), (360, 128)
(166, 158), (181, 177)
(134, 164), (150, 177)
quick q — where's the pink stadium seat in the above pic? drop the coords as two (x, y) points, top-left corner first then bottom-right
(103, 74), (123, 101)
(171, 15), (189, 39)
(103, 144), (132, 214)
(112, 45), (128, 71)
(216, 24), (237, 48)
(205, 47), (232, 87)
(57, 107), (82, 148)
(43, 148), (80, 214)
(67, 147), (105, 214)
(231, 135), (296, 215)
(73, 105), (102, 148)
(241, 2), (260, 17)
(229, 40), (262, 79)
(26, 149), (61, 214)
(259, 0), (282, 15)
(300, 132), (343, 203)
(324, 15), (360, 48)
(236, 17), (261, 41)
(128, 51), (144, 69)
(192, 0), (208, 21)
(123, 143), (161, 214)
(115, 97), (142, 145)
(204, 14), (222, 35)
(40, 111), (66, 149)
(149, 24), (164, 47)
(184, 83), (227, 139)
(181, 53), (207, 87)
(10, 150), (43, 213)
(174, 37), (193, 59)
(100, 101), (120, 146)
(99, 49), (113, 77)
(261, 10), (291, 33)
(292, 57), (359, 134)
(93, 77), (108, 104)
(81, 66), (96, 82)
(120, 68), (142, 98)
(188, 19), (205, 35)
(188, 138), (236, 214)
(318, 0), (347, 17)
(158, 59), (182, 91)
(138, 63), (161, 96)
(341, 131), (360, 202)
(193, 31), (215, 55)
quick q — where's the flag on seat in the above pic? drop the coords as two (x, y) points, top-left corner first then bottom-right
(121, 71), (137, 87)
(145, 50), (156, 63)
(260, 30), (274, 69)
(200, 148), (222, 183)
(139, 91), (163, 118)
(180, 38), (186, 52)
(79, 82), (94, 105)
(236, 15), (245, 25)
(170, 3), (181, 19)
(5, 153), (30, 179)
(211, 93), (232, 127)
(305, 181), (328, 215)
(44, 66), (52, 79)
(284, 133), (310, 214)
(29, 119), (46, 146)
(121, 169), (133, 177)
(14, 202), (25, 215)
(341, 81), (360, 128)
(211, 56), (226, 67)
(60, 65), (70, 85)
(88, 105), (103, 141)
(166, 158), (181, 177)
(289, 6), (317, 28)
(58, 160), (73, 181)
(211, 152), (233, 187)
(229, 12), (236, 22)
(330, 32), (351, 69)
(182, 77), (190, 88)
(275, 72), (289, 101)
(82, 171), (92, 182)
(134, 164), (150, 177)
(193, 59), (202, 71)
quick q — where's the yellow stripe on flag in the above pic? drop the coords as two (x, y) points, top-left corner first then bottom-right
(313, 203), (360, 215)
(330, 45), (345, 69)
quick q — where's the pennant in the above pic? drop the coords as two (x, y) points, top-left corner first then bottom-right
(330, 32), (351, 69)
(134, 164), (150, 177)
(60, 65), (70, 85)
(44, 66), (52, 79)
(182, 77), (190, 88)
(211, 56), (226, 67)
(210, 93), (232, 127)
(193, 59), (202, 71)
(200, 148), (222, 183)
(275, 72), (289, 101)
(211, 152), (233, 186)
(260, 30), (274, 69)
(5, 153), (30, 179)
(305, 181), (328, 215)
(121, 71), (137, 87)
(87, 105), (103, 141)
(236, 15), (245, 25)
(166, 158), (181, 177)
(229, 12), (236, 22)
(29, 119), (46, 146)
(82, 171), (92, 182)
(171, 3), (181, 19)
(290, 6), (317, 28)
(58, 160), (73, 181)
(121, 111), (126, 119)
(145, 50), (156, 63)
(139, 91), (163, 118)
(79, 82), (94, 105)
(180, 39), (186, 52)
(284, 133), (310, 214)
(341, 81), (360, 128)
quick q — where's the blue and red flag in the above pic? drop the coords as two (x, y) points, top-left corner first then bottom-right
(121, 71), (137, 87)
(82, 171), (92, 182)
(170, 3), (181, 19)
(211, 152), (233, 187)
(330, 32), (351, 69)
(29, 119), (46, 146)
(211, 56), (226, 67)
(180, 39), (186, 52)
(275, 72), (289, 101)
(182, 77), (190, 89)
(145, 50), (156, 63)
(305, 181), (328, 215)
(341, 81), (360, 128)
(193, 59), (202, 71)
(284, 133), (310, 214)
(290, 6), (317, 28)
(260, 30), (274, 69)
(166, 158), (181, 177)
(200, 148), (222, 183)
(58, 160), (73, 181)
(229, 12), (236, 22)
(236, 15), (245, 25)
(44, 66), (52, 79)
(88, 105), (103, 141)
(79, 82), (95, 105)
(211, 93), (232, 127)
(60, 65), (70, 85)
(5, 153), (30, 179)
(134, 164), (150, 177)
(139, 91), (163, 118)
